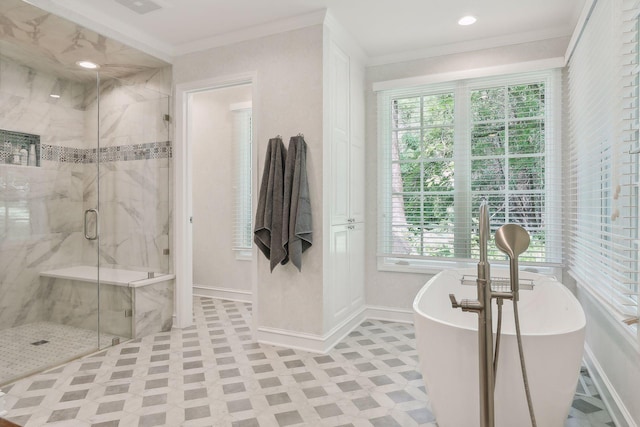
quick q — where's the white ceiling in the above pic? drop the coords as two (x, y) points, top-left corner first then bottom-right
(28, 0), (588, 64)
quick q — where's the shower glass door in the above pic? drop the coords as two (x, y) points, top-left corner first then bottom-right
(96, 75), (171, 347)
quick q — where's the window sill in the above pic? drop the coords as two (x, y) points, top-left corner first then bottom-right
(378, 256), (561, 277)
(378, 257), (470, 275)
(234, 249), (253, 261)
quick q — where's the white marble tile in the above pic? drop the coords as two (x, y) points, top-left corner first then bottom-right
(133, 279), (174, 338)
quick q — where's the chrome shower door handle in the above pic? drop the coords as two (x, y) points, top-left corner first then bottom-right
(84, 208), (99, 240)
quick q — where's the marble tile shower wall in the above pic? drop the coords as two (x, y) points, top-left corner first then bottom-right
(0, 57), (87, 331)
(0, 57), (173, 331)
(81, 67), (172, 272)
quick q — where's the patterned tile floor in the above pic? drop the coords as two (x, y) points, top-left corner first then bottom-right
(1, 297), (614, 426)
(0, 322), (123, 386)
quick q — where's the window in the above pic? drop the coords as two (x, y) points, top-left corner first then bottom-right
(377, 70), (561, 271)
(231, 104), (253, 259)
(567, 0), (640, 337)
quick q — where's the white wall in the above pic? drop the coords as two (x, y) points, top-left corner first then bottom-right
(191, 85), (252, 293)
(364, 37), (570, 311)
(173, 25), (325, 335)
(575, 282), (640, 424)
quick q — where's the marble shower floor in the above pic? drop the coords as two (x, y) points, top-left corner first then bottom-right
(1, 297), (614, 427)
(0, 322), (124, 386)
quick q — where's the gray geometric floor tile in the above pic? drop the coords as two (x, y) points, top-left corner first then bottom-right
(407, 407), (436, 423)
(573, 398), (602, 414)
(1, 296), (614, 427)
(325, 367), (347, 377)
(274, 410), (304, 426)
(370, 414), (402, 427)
(302, 386), (328, 399)
(386, 389), (415, 403)
(369, 375), (393, 386)
(47, 407), (80, 423)
(138, 412), (166, 427)
(337, 380), (361, 392)
(353, 396), (380, 410)
(184, 404), (211, 420)
(231, 418), (260, 427)
(314, 402), (343, 418)
(258, 377), (281, 389)
(266, 392), (291, 406)
(227, 398), (252, 413)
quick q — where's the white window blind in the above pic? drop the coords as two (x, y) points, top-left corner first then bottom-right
(377, 70), (562, 270)
(567, 0), (639, 334)
(231, 106), (253, 253)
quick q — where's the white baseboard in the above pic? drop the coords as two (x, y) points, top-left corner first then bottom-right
(366, 305), (414, 323)
(193, 285), (252, 303)
(256, 305), (414, 354)
(583, 344), (636, 427)
(257, 306), (367, 354)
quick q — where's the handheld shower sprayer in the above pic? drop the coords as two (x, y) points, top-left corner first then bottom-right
(494, 224), (530, 301)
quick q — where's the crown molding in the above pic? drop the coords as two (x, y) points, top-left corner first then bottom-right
(372, 57), (565, 92)
(366, 25), (572, 67)
(323, 11), (368, 65)
(174, 9), (327, 57)
(23, 0), (175, 63)
(565, 0), (597, 63)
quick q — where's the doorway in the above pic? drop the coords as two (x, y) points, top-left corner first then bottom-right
(173, 74), (258, 330)
(190, 85), (254, 298)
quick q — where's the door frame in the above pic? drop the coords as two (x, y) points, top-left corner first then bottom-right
(173, 72), (258, 328)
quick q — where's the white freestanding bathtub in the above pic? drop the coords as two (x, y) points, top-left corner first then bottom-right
(413, 268), (585, 427)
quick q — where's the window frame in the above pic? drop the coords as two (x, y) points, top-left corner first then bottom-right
(230, 104), (253, 260)
(377, 70), (562, 274)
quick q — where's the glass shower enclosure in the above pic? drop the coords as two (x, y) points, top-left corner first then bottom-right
(0, 0), (171, 386)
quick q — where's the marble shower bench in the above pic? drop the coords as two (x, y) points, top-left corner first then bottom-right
(40, 266), (174, 340)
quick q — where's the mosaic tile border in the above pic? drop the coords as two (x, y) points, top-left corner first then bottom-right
(40, 141), (172, 164)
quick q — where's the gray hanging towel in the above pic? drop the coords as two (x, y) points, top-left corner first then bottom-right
(254, 137), (288, 271)
(282, 135), (312, 271)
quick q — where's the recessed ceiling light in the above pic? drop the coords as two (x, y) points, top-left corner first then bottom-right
(458, 15), (477, 26)
(114, 0), (162, 15)
(76, 60), (99, 69)
(49, 94), (61, 99)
